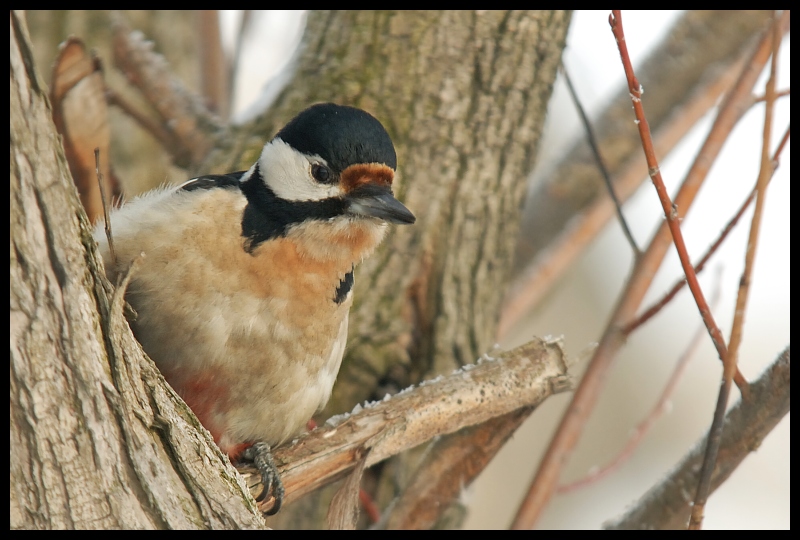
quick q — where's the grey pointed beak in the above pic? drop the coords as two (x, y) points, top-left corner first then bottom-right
(346, 184), (415, 224)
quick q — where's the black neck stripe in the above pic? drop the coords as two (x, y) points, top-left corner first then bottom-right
(334, 267), (354, 304)
(240, 164), (347, 252)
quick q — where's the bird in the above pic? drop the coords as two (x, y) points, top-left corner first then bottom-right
(94, 103), (415, 514)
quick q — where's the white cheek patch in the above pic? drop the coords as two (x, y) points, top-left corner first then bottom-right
(259, 139), (341, 202)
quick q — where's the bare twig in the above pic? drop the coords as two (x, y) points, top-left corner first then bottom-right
(95, 148), (116, 265)
(105, 87), (178, 152)
(510, 11), (775, 325)
(560, 62), (641, 257)
(688, 12), (783, 530)
(197, 10), (229, 120)
(625, 124), (790, 335)
(238, 338), (571, 511)
(499, 43), (745, 339)
(509, 11), (787, 529)
(608, 9), (735, 396)
(753, 87), (790, 103)
(111, 19), (222, 168)
(359, 488), (381, 524)
(559, 269), (723, 494)
(607, 347), (790, 530)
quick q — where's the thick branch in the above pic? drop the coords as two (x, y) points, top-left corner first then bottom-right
(607, 347), (790, 530)
(238, 337), (571, 509)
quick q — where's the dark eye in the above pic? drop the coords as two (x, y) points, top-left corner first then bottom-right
(311, 163), (333, 184)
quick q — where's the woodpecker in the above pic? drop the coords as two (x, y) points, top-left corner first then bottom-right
(94, 103), (415, 514)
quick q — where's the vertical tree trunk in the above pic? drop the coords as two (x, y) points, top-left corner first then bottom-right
(10, 11), (264, 529)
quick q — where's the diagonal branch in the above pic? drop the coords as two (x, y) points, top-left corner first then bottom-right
(111, 19), (222, 169)
(625, 124), (790, 335)
(237, 338), (571, 511)
(609, 9), (744, 394)
(509, 11), (788, 529)
(558, 270), (724, 494)
(511, 10), (775, 305)
(688, 12), (784, 530)
(560, 62), (641, 257)
(607, 347), (790, 530)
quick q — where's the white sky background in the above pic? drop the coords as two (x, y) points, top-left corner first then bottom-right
(220, 10), (790, 530)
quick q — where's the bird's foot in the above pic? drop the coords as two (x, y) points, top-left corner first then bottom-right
(242, 441), (284, 515)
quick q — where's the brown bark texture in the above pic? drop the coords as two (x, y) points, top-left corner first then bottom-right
(10, 10), (264, 530)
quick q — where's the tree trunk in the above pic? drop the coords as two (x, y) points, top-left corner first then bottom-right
(12, 9), (570, 529)
(10, 10), (264, 530)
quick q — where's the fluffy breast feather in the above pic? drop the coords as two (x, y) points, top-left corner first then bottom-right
(93, 184), (375, 448)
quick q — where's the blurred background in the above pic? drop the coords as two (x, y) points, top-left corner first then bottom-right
(216, 10), (789, 529)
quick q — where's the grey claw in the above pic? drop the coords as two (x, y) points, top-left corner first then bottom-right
(244, 441), (284, 515)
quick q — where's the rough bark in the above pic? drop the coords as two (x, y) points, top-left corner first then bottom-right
(10, 11), (264, 530)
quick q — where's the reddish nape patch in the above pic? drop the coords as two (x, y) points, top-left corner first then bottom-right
(340, 163), (394, 193)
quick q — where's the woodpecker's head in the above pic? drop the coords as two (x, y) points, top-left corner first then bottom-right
(240, 103), (415, 241)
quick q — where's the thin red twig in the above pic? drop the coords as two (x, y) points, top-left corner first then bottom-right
(624, 124), (791, 335)
(498, 52), (745, 339)
(688, 11), (783, 531)
(508, 10), (787, 530)
(607, 10), (737, 397)
(358, 489), (381, 524)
